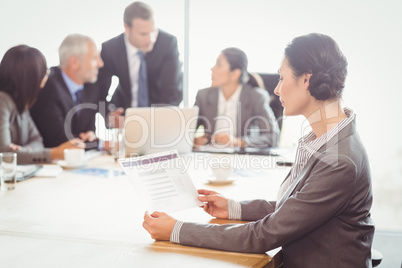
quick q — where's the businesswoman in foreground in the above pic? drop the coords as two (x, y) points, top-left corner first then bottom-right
(0, 45), (84, 164)
(143, 33), (374, 267)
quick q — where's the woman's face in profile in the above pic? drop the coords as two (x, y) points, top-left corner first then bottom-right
(210, 54), (234, 88)
(275, 57), (312, 116)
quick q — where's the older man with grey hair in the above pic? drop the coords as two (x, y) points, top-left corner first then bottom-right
(30, 34), (104, 149)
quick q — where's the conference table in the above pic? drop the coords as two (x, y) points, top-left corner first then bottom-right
(0, 152), (291, 268)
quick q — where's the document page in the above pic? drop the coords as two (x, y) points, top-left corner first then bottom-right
(119, 151), (203, 213)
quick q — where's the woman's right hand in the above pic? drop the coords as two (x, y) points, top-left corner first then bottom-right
(193, 136), (209, 147)
(50, 139), (85, 160)
(8, 143), (21, 151)
(197, 189), (229, 219)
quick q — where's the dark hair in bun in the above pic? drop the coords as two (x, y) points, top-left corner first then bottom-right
(285, 33), (348, 100)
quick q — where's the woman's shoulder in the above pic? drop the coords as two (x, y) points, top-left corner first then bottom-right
(0, 90), (12, 99)
(0, 91), (15, 109)
(198, 86), (218, 93)
(196, 87), (218, 98)
(319, 119), (369, 174)
(243, 84), (269, 99)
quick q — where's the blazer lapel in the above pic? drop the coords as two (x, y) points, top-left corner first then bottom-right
(117, 34), (131, 88)
(276, 119), (356, 209)
(276, 162), (312, 209)
(206, 89), (218, 133)
(116, 34), (132, 107)
(239, 84), (252, 137)
(53, 67), (75, 108)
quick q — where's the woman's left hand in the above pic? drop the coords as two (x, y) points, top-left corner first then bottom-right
(212, 133), (231, 146)
(142, 211), (177, 241)
(212, 133), (245, 147)
(8, 143), (21, 151)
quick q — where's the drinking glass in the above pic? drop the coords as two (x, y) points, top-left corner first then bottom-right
(112, 128), (125, 161)
(0, 152), (17, 191)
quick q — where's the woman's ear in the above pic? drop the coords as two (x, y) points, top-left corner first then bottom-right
(303, 73), (312, 84)
(231, 68), (242, 83)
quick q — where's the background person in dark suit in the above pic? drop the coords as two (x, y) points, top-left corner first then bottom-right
(143, 33), (374, 267)
(97, 1), (183, 128)
(30, 34), (104, 150)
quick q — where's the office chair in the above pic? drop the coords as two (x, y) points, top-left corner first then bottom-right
(275, 248), (382, 267)
(274, 249), (381, 268)
(252, 73), (283, 130)
(372, 248), (383, 267)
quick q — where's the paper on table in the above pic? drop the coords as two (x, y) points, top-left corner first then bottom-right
(266, 246), (282, 257)
(119, 150), (204, 213)
(34, 165), (63, 177)
(16, 164), (63, 181)
(16, 165), (41, 181)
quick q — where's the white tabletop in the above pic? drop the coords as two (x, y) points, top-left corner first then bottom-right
(0, 153), (289, 268)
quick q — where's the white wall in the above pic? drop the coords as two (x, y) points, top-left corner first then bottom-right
(1, 0), (401, 230)
(0, 0), (184, 66)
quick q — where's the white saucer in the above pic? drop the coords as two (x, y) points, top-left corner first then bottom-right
(207, 179), (235, 185)
(57, 160), (85, 169)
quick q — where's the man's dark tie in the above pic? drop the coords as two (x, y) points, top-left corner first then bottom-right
(137, 51), (149, 107)
(75, 89), (83, 105)
(74, 89), (83, 116)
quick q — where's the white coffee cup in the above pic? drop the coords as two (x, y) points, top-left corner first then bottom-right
(64, 149), (85, 167)
(210, 162), (233, 181)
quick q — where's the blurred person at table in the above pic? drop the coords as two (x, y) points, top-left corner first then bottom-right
(30, 34), (104, 151)
(193, 47), (279, 148)
(96, 1), (182, 128)
(143, 33), (374, 267)
(0, 45), (84, 164)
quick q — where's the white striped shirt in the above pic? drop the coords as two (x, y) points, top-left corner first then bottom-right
(170, 199), (241, 243)
(170, 220), (184, 243)
(214, 85), (242, 137)
(276, 107), (355, 205)
(170, 108), (355, 243)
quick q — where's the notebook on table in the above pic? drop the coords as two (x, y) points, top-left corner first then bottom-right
(15, 164), (64, 181)
(16, 165), (41, 182)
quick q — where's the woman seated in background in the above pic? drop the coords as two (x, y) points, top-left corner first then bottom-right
(143, 33), (374, 267)
(0, 45), (84, 164)
(193, 47), (279, 148)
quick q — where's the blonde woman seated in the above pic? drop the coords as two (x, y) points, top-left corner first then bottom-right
(193, 48), (279, 148)
(0, 45), (84, 164)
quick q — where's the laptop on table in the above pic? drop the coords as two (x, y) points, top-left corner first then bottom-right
(124, 106), (199, 157)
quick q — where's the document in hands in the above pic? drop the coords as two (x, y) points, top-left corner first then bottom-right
(119, 151), (204, 213)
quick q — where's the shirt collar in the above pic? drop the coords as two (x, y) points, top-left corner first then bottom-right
(60, 70), (84, 96)
(299, 107), (355, 155)
(219, 84), (243, 103)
